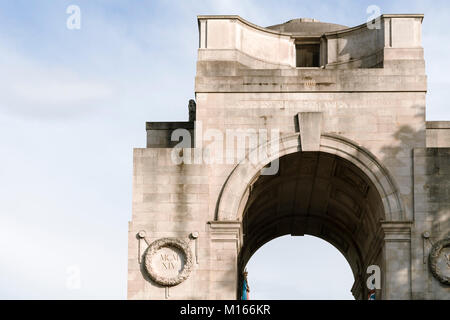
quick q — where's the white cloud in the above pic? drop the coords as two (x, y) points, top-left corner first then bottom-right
(0, 44), (114, 118)
(10, 78), (112, 105)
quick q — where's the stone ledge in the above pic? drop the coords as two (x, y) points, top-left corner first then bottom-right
(426, 121), (450, 129)
(146, 121), (194, 130)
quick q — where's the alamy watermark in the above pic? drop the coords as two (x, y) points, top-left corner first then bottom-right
(367, 265), (381, 290)
(66, 5), (81, 30)
(66, 265), (81, 290)
(366, 5), (381, 30)
(171, 121), (280, 175)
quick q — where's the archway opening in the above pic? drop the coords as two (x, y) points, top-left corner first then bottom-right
(245, 235), (354, 299)
(238, 151), (386, 299)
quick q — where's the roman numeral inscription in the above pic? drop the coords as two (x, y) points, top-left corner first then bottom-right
(161, 253), (179, 270)
(150, 246), (185, 278)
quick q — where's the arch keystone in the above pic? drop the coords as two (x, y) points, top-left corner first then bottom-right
(297, 112), (323, 151)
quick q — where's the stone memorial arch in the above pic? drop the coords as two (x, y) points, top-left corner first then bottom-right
(128, 14), (450, 300)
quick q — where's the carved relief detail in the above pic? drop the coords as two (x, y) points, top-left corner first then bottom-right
(429, 237), (450, 285)
(144, 237), (193, 286)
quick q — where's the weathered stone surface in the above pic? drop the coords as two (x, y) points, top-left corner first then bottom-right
(426, 121), (450, 148)
(297, 112), (322, 151)
(128, 14), (449, 300)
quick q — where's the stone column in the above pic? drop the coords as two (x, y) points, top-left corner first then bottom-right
(207, 221), (242, 299)
(381, 221), (413, 300)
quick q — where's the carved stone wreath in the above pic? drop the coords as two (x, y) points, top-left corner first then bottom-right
(144, 237), (193, 286)
(429, 237), (450, 285)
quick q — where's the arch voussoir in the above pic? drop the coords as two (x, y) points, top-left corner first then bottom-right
(216, 133), (405, 222)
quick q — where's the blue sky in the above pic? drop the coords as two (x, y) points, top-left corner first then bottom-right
(0, 0), (448, 299)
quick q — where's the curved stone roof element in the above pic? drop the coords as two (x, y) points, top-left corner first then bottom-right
(267, 18), (348, 36)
